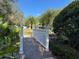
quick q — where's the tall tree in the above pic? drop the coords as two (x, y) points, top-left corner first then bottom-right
(39, 9), (58, 28)
(25, 16), (36, 29)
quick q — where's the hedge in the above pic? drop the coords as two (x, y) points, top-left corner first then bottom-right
(49, 40), (79, 59)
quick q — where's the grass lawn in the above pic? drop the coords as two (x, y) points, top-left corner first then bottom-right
(23, 28), (32, 36)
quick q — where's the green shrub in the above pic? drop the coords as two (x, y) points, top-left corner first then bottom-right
(53, 1), (79, 50)
(49, 41), (79, 59)
(0, 22), (20, 57)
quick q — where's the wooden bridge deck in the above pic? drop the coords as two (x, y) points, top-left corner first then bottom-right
(23, 37), (43, 59)
(18, 37), (56, 59)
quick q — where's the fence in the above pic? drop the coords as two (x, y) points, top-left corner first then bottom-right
(32, 28), (49, 51)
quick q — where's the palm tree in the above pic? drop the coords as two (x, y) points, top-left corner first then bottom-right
(25, 16), (36, 29)
(39, 9), (57, 28)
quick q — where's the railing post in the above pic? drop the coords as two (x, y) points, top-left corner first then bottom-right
(19, 13), (24, 59)
(46, 28), (49, 51)
(19, 25), (24, 55)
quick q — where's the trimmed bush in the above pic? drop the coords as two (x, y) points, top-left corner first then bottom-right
(53, 1), (79, 50)
(49, 41), (79, 59)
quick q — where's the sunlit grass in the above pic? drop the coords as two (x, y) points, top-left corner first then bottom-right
(23, 27), (32, 36)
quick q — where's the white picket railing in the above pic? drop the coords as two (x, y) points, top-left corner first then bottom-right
(32, 28), (49, 51)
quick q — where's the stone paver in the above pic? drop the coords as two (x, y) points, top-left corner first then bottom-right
(23, 37), (43, 59)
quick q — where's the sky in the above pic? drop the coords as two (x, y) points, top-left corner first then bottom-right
(17, 0), (72, 17)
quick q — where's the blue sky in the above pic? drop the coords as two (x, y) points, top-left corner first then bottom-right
(17, 0), (72, 17)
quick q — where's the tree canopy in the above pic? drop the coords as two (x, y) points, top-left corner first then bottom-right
(25, 16), (36, 28)
(39, 9), (59, 28)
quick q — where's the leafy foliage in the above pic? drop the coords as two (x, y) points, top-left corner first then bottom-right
(53, 1), (79, 50)
(39, 9), (57, 27)
(0, 0), (20, 58)
(25, 16), (36, 28)
(49, 40), (79, 59)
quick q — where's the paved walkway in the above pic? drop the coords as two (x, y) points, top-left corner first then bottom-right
(22, 35), (57, 59)
(23, 37), (43, 59)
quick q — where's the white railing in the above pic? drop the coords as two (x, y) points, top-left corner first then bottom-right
(32, 28), (49, 51)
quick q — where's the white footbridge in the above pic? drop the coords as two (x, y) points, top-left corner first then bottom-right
(19, 26), (55, 59)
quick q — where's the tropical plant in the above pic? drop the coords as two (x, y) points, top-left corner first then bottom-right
(39, 9), (58, 28)
(25, 16), (36, 29)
